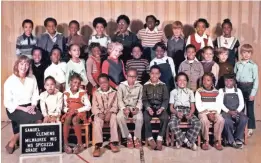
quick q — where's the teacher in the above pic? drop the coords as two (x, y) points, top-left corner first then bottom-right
(4, 55), (43, 154)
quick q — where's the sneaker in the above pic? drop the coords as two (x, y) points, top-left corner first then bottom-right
(190, 143), (198, 151)
(134, 139), (142, 149)
(73, 144), (85, 154)
(64, 144), (73, 154)
(93, 146), (101, 157)
(231, 142), (241, 149)
(127, 138), (134, 149)
(109, 142), (120, 153)
(236, 141), (244, 149)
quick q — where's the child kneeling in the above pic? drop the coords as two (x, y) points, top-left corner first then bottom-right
(92, 74), (120, 157)
(168, 72), (201, 151)
(61, 73), (91, 154)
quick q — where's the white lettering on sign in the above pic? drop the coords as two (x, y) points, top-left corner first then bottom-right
(25, 148), (38, 152)
(27, 143), (33, 148)
(24, 137), (47, 143)
(50, 137), (57, 141)
(35, 142), (54, 148)
(36, 131), (55, 136)
(25, 128), (40, 132)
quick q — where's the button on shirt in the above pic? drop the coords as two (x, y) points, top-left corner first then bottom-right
(169, 88), (195, 108)
(234, 60), (259, 96)
(44, 62), (67, 84)
(4, 74), (39, 113)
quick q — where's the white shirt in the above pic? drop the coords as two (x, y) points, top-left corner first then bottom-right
(63, 89), (91, 113)
(44, 62), (67, 84)
(195, 89), (222, 114)
(219, 87), (245, 113)
(150, 56), (176, 78)
(65, 59), (88, 90)
(40, 90), (63, 117)
(88, 35), (111, 48)
(186, 33), (213, 48)
(4, 74), (39, 113)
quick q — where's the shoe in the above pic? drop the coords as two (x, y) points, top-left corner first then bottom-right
(231, 142), (241, 149)
(64, 144), (73, 154)
(134, 139), (141, 149)
(156, 140), (163, 151)
(148, 139), (157, 150)
(73, 144), (85, 154)
(248, 129), (253, 137)
(127, 138), (134, 149)
(5, 141), (15, 154)
(214, 141), (223, 151)
(109, 142), (120, 153)
(93, 146), (101, 157)
(201, 142), (209, 150)
(236, 140), (244, 149)
(190, 143), (198, 151)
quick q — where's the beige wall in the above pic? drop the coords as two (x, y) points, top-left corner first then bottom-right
(1, 1), (261, 121)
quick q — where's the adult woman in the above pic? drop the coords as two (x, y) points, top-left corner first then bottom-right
(4, 55), (43, 154)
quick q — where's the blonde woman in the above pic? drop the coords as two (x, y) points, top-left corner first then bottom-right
(4, 55), (42, 154)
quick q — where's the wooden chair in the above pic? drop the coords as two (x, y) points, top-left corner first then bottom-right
(166, 122), (201, 147)
(145, 117), (161, 146)
(67, 122), (90, 148)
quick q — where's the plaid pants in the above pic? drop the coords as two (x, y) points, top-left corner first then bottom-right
(168, 107), (201, 144)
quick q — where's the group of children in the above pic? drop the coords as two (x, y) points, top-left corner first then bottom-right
(9, 15), (259, 156)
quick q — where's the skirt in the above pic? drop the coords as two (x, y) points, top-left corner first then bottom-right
(6, 104), (43, 134)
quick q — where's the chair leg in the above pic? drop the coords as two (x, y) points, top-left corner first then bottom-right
(166, 126), (170, 146)
(85, 125), (89, 148)
(197, 135), (201, 147)
(244, 125), (248, 145)
(92, 124), (95, 147)
(171, 132), (174, 147)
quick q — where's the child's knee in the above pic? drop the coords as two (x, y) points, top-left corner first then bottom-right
(72, 116), (81, 125)
(64, 117), (72, 125)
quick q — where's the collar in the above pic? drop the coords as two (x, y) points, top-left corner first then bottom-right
(66, 88), (85, 95)
(185, 58), (198, 62)
(22, 33), (33, 40)
(145, 27), (158, 34)
(171, 35), (184, 40)
(121, 80), (140, 87)
(177, 87), (189, 94)
(144, 80), (164, 85)
(238, 60), (254, 64)
(97, 87), (115, 94)
(116, 30), (130, 36)
(46, 89), (59, 97)
(195, 32), (208, 39)
(51, 62), (61, 66)
(94, 34), (106, 39)
(154, 55), (167, 61)
(46, 31), (59, 39)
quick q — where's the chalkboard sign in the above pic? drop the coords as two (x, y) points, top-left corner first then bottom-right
(20, 123), (62, 155)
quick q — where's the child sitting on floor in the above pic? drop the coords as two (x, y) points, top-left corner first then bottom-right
(92, 73), (119, 157)
(168, 72), (201, 151)
(61, 73), (91, 154)
(40, 76), (63, 123)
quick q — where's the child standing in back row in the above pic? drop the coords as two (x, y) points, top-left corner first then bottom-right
(137, 15), (167, 61)
(234, 44), (259, 137)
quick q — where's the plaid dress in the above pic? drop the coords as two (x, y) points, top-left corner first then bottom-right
(168, 88), (201, 144)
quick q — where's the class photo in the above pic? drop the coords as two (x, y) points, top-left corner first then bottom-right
(1, 1), (261, 163)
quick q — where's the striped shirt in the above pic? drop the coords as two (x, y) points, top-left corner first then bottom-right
(126, 58), (150, 82)
(195, 87), (222, 114)
(137, 28), (167, 47)
(16, 33), (37, 59)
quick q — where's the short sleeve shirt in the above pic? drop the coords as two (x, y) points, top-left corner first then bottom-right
(169, 88), (195, 108)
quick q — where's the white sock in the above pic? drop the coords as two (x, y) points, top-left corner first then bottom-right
(148, 137), (153, 141)
(133, 136), (137, 140)
(183, 138), (188, 143)
(127, 134), (132, 139)
(157, 136), (163, 141)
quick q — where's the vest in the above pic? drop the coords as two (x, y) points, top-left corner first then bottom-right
(107, 59), (125, 85)
(191, 34), (208, 52)
(223, 87), (239, 111)
(64, 92), (85, 110)
(201, 61), (215, 73)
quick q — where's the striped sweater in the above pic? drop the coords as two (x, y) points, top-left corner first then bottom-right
(195, 87), (222, 114)
(126, 58), (150, 83)
(137, 28), (167, 47)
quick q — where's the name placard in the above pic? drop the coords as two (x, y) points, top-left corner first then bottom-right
(20, 123), (62, 155)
